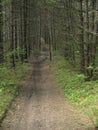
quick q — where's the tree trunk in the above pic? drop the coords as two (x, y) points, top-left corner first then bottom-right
(0, 0), (3, 63)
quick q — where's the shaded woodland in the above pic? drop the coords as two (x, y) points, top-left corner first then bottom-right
(0, 0), (98, 129)
(0, 0), (98, 80)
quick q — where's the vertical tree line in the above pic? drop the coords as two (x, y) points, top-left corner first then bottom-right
(0, 0), (98, 80)
(44, 0), (98, 80)
(0, 0), (38, 66)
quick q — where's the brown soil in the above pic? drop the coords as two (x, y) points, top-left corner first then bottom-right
(0, 52), (95, 130)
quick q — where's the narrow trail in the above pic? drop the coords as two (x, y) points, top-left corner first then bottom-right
(0, 52), (93, 130)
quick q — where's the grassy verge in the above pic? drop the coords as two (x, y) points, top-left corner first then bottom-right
(0, 62), (29, 121)
(51, 52), (98, 127)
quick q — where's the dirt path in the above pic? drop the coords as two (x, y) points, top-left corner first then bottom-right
(0, 52), (93, 130)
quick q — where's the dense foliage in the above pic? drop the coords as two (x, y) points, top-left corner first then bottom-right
(0, 0), (98, 127)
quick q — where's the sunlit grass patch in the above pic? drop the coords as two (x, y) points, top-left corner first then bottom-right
(51, 52), (98, 126)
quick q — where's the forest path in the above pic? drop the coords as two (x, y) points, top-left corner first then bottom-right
(0, 52), (93, 130)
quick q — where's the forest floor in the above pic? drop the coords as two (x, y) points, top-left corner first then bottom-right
(0, 52), (95, 130)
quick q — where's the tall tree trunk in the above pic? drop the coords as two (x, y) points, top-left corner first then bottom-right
(24, 0), (28, 59)
(79, 0), (85, 73)
(0, 0), (3, 63)
(11, 0), (15, 67)
(14, 1), (18, 59)
(84, 0), (89, 76)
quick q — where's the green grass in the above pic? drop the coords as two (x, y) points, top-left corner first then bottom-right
(51, 52), (98, 126)
(0, 62), (29, 120)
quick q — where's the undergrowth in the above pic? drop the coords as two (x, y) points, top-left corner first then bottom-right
(0, 62), (29, 120)
(51, 52), (98, 127)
